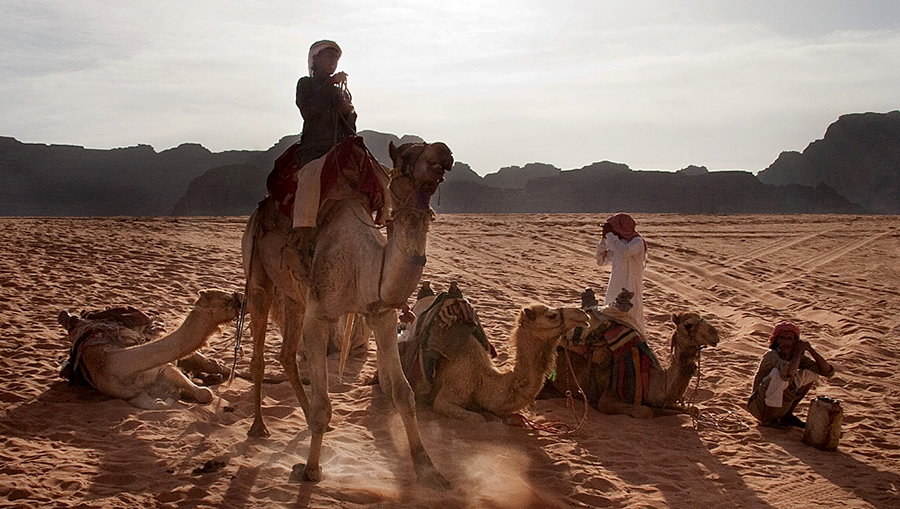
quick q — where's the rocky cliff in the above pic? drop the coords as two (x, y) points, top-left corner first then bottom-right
(2, 112), (895, 216)
(757, 111), (900, 213)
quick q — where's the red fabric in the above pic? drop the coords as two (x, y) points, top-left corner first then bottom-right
(266, 142), (302, 217)
(768, 320), (801, 347)
(606, 212), (647, 252)
(319, 136), (386, 224)
(265, 135), (385, 223)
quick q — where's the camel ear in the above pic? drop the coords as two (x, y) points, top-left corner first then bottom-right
(522, 307), (537, 322)
(672, 313), (681, 325)
(388, 141), (399, 166)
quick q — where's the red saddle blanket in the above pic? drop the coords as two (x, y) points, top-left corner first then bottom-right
(265, 135), (386, 223)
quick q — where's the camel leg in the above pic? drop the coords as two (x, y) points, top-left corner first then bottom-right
(279, 295), (311, 420)
(128, 392), (167, 410)
(432, 391), (486, 423)
(247, 278), (273, 438)
(368, 310), (450, 490)
(158, 365), (214, 403)
(596, 395), (653, 419)
(178, 352), (231, 377)
(293, 304), (333, 483)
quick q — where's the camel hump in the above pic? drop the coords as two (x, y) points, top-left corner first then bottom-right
(411, 288), (494, 384)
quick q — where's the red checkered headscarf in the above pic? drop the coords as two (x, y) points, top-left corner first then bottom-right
(768, 320), (800, 348)
(606, 213), (646, 251)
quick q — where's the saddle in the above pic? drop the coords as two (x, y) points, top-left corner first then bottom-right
(401, 283), (496, 392)
(567, 287), (659, 405)
(265, 135), (388, 225)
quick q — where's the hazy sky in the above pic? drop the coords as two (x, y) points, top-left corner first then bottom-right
(2, 1), (898, 175)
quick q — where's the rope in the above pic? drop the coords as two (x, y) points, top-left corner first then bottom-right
(226, 213), (258, 387)
(507, 335), (589, 436)
(684, 347), (751, 433)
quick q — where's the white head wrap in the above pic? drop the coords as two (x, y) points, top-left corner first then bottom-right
(307, 40), (342, 75)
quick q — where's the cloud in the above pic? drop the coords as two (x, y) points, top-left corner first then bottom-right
(1, 1), (898, 174)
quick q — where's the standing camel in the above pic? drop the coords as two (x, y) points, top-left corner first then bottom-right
(241, 139), (452, 487)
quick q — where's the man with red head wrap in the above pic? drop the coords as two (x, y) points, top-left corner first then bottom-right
(596, 213), (647, 335)
(747, 321), (835, 427)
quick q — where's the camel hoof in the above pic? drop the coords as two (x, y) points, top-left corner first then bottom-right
(412, 445), (450, 490)
(247, 421), (271, 438)
(417, 467), (452, 491)
(289, 463), (322, 483)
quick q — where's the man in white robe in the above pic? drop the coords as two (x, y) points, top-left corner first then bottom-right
(595, 213), (647, 336)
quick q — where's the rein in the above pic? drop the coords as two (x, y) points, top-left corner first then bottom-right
(510, 308), (588, 436)
(226, 215), (260, 387)
(368, 147), (436, 313)
(684, 344), (750, 432)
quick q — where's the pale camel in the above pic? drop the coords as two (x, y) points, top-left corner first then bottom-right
(57, 290), (242, 409)
(406, 294), (590, 422)
(242, 140), (453, 487)
(544, 297), (719, 418)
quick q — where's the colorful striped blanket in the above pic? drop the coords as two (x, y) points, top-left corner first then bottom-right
(570, 309), (659, 405)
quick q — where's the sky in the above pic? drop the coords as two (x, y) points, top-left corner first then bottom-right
(2, 1), (899, 176)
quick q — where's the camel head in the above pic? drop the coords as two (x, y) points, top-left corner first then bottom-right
(517, 304), (590, 340)
(670, 312), (719, 354)
(388, 141), (453, 198)
(194, 289), (244, 324)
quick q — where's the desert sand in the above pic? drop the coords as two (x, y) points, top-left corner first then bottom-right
(1, 213), (899, 508)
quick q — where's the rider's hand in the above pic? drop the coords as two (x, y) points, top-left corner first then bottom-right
(331, 72), (348, 85)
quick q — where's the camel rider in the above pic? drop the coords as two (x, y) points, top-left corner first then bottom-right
(287, 39), (357, 274)
(296, 40), (357, 167)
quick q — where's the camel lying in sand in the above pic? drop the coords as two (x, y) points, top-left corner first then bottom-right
(57, 290), (242, 409)
(400, 281), (590, 422)
(541, 288), (720, 418)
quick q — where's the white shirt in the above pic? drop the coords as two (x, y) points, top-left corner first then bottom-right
(596, 232), (647, 334)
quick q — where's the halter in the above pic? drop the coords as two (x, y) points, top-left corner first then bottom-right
(385, 144), (438, 230)
(367, 143), (442, 313)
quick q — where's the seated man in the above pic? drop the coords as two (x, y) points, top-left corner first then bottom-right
(748, 321), (835, 428)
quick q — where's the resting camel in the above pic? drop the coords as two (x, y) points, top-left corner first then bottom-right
(242, 139), (452, 487)
(402, 282), (590, 422)
(57, 290), (242, 409)
(542, 288), (719, 418)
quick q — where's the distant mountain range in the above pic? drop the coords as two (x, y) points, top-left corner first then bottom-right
(1, 111), (897, 216)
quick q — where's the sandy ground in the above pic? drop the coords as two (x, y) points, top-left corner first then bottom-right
(1, 214), (899, 508)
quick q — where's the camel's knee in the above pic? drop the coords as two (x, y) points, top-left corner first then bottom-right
(308, 399), (333, 434)
(187, 387), (214, 404)
(433, 394), (483, 423)
(389, 379), (416, 411)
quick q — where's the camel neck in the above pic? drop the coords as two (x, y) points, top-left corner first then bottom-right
(377, 189), (433, 308)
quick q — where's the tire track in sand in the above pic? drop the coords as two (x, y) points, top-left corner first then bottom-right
(536, 227), (792, 310)
(766, 229), (895, 287)
(713, 229), (831, 275)
(512, 231), (716, 306)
